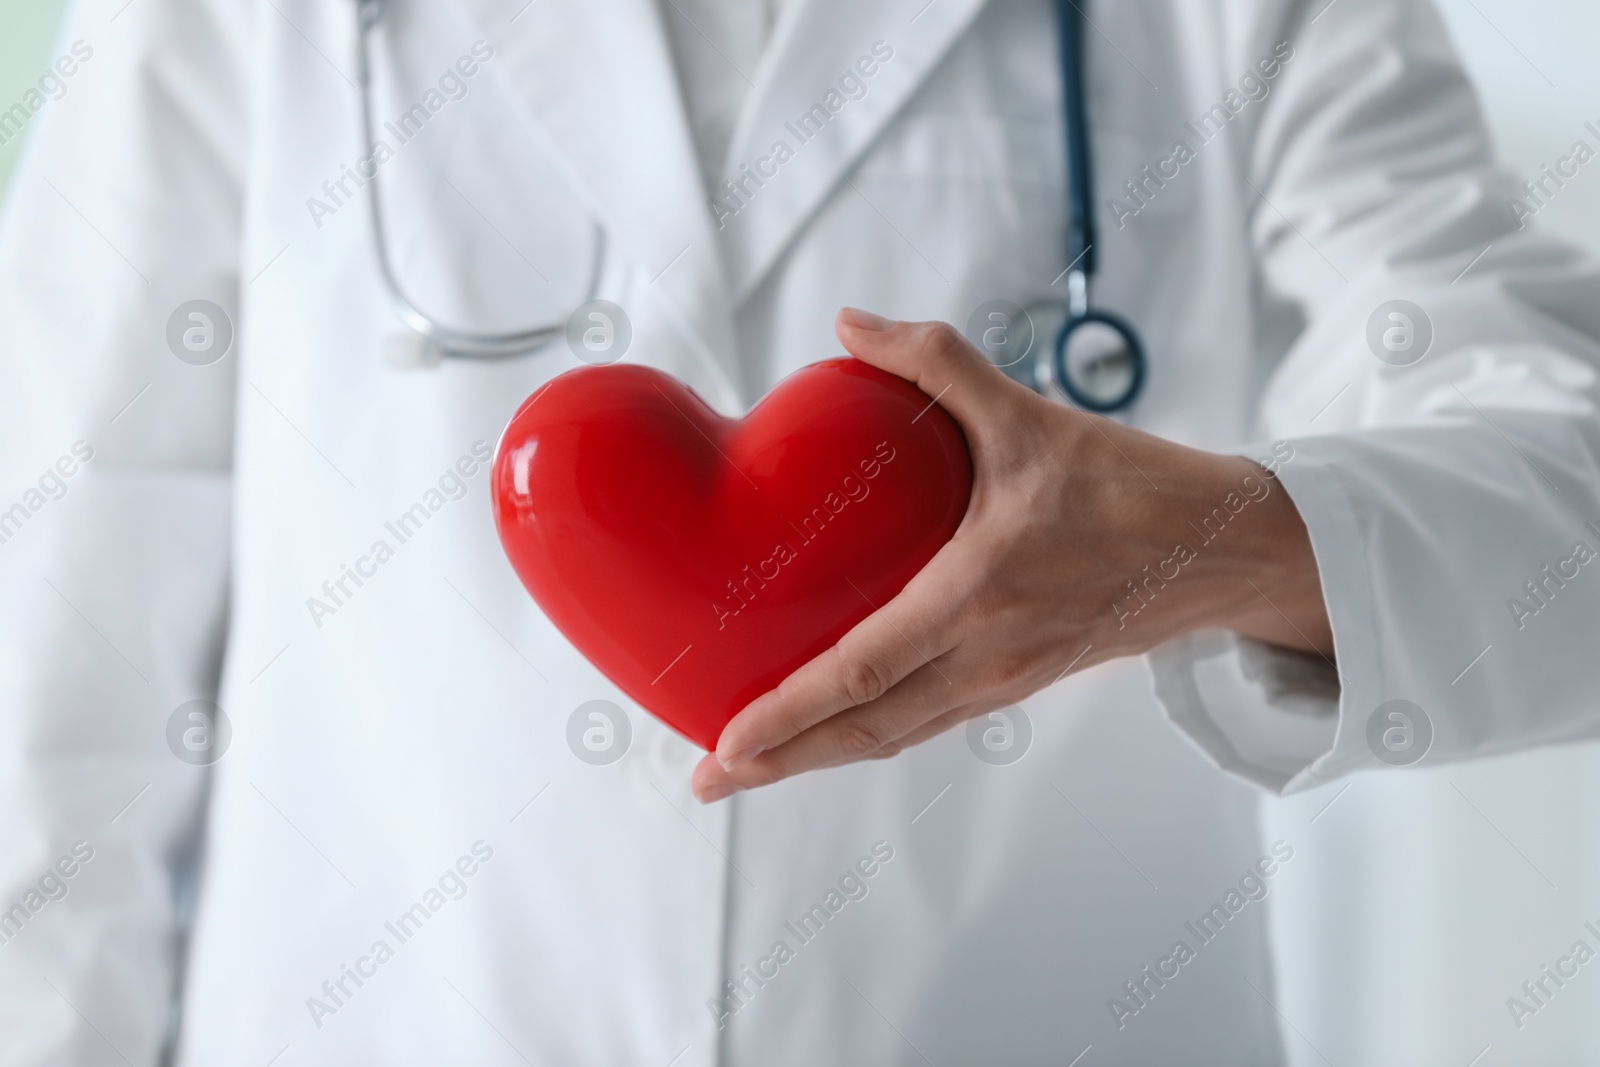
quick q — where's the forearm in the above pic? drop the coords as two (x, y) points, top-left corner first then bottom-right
(1081, 424), (1333, 661)
(1196, 459), (1333, 659)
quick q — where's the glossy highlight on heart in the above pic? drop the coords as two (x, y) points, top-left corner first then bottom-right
(491, 358), (973, 751)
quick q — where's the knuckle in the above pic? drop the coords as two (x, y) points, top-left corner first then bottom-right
(918, 321), (966, 359)
(836, 721), (889, 759)
(837, 649), (897, 707)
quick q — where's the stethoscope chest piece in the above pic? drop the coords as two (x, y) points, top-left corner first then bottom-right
(972, 297), (1145, 413)
(971, 0), (1148, 415)
(1051, 307), (1145, 412)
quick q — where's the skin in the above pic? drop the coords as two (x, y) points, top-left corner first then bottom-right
(691, 306), (1334, 803)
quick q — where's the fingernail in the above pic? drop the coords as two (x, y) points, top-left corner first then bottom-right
(840, 307), (895, 332)
(698, 782), (741, 804)
(719, 744), (764, 772)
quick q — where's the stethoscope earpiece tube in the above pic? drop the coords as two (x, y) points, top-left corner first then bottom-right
(354, 0), (603, 362)
(1056, 0), (1096, 280)
(1025, 0), (1144, 415)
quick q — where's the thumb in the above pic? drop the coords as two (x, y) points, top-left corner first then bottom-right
(835, 307), (1026, 431)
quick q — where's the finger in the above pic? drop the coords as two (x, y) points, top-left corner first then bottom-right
(692, 753), (737, 803)
(883, 694), (1036, 758)
(693, 697), (991, 802)
(712, 546), (970, 770)
(855, 698), (1019, 772)
(835, 309), (1027, 433)
(728, 656), (966, 785)
(884, 701), (988, 752)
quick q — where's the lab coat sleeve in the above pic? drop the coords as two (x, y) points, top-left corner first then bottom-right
(0, 0), (249, 1062)
(1147, 0), (1600, 794)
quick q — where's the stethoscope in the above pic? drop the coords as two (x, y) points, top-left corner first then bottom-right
(357, 0), (1145, 411)
(991, 0), (1146, 413)
(353, 0), (605, 366)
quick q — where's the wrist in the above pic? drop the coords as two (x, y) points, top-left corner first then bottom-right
(1207, 458), (1333, 657)
(1096, 442), (1331, 659)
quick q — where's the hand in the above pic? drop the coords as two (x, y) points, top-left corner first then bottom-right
(691, 308), (1332, 803)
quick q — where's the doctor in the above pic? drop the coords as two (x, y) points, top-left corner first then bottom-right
(1, 1), (1598, 1066)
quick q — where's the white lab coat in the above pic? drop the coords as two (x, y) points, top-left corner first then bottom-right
(1, 0), (1598, 1063)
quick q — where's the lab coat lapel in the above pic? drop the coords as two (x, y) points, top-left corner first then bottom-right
(715, 0), (993, 304)
(467, 0), (742, 406)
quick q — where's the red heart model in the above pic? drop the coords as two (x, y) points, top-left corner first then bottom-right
(491, 358), (973, 751)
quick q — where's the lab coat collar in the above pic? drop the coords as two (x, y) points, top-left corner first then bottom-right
(466, 0), (744, 408)
(715, 0), (993, 305)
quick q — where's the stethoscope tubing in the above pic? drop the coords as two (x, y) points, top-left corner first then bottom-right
(357, 0), (1144, 404)
(1055, 0), (1097, 279)
(1045, 0), (1146, 413)
(354, 0), (601, 360)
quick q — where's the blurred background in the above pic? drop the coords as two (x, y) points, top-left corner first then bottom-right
(1265, 6), (1600, 1066)
(0, 0), (70, 194)
(4, 0), (1599, 1063)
